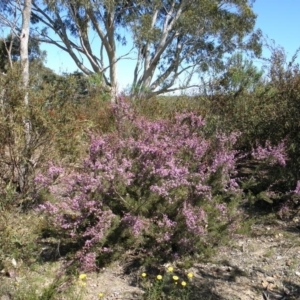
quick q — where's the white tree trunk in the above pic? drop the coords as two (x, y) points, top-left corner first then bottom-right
(20, 0), (31, 98)
(19, 0), (32, 192)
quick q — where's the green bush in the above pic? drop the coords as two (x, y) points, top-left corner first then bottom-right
(0, 66), (114, 209)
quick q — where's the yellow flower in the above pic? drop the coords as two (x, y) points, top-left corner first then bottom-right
(187, 272), (193, 278)
(181, 281), (187, 287)
(98, 293), (104, 298)
(79, 274), (87, 281)
(141, 273), (147, 278)
(172, 275), (179, 281)
(167, 266), (174, 272)
(157, 275), (163, 280)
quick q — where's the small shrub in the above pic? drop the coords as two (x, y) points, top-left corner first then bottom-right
(36, 98), (245, 271)
(239, 140), (289, 208)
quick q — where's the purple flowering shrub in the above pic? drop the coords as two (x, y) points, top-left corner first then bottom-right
(249, 140), (300, 215)
(239, 140), (288, 206)
(37, 99), (243, 271)
(251, 141), (287, 167)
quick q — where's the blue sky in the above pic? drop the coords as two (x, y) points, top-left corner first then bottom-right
(253, 0), (300, 60)
(40, 1), (300, 89)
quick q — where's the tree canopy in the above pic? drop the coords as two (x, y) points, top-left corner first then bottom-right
(7, 0), (262, 99)
(215, 52), (263, 96)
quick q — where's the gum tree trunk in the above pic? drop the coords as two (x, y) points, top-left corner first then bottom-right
(19, 0), (32, 192)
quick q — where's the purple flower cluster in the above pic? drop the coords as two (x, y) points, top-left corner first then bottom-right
(252, 140), (287, 166)
(182, 201), (207, 235)
(293, 181), (300, 195)
(48, 162), (64, 179)
(122, 213), (146, 237)
(216, 203), (227, 216)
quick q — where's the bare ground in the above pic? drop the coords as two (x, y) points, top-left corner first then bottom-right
(1, 215), (300, 300)
(69, 217), (300, 300)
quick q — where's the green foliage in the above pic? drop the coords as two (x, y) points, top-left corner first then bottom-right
(0, 34), (46, 73)
(0, 65), (114, 208)
(0, 66), (67, 200)
(132, 95), (205, 121)
(197, 44), (300, 211)
(0, 211), (43, 272)
(216, 52), (263, 96)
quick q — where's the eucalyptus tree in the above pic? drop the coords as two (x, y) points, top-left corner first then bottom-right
(30, 0), (261, 100)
